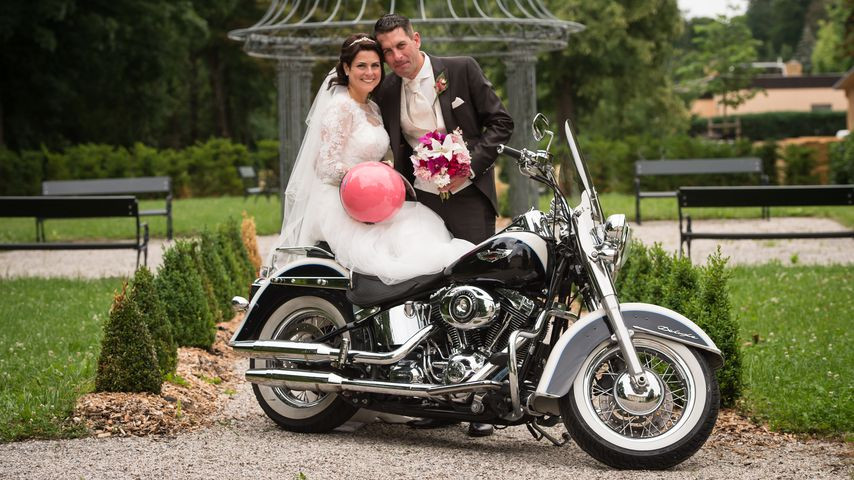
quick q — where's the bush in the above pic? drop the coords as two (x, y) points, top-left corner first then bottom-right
(616, 242), (742, 407)
(780, 144), (820, 185)
(95, 285), (162, 394)
(0, 148), (44, 195)
(199, 231), (234, 321)
(155, 240), (216, 349)
(829, 134), (854, 184)
(241, 213), (262, 274)
(190, 238), (224, 324)
(220, 218), (256, 290)
(183, 138), (249, 197)
(129, 267), (178, 378)
(690, 111), (846, 141)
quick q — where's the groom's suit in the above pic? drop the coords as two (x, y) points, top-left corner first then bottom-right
(374, 55), (513, 243)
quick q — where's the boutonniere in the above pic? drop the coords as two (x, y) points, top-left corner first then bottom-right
(434, 71), (449, 96)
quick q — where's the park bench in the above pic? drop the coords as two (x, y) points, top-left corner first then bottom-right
(42, 176), (172, 239)
(677, 185), (854, 258)
(0, 196), (149, 267)
(238, 166), (274, 200)
(634, 158), (769, 224)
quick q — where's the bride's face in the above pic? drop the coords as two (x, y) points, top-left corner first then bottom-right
(345, 50), (382, 99)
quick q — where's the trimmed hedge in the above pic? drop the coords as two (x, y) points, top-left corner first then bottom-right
(690, 111), (846, 141)
(616, 242), (743, 407)
(95, 285), (162, 394)
(829, 134), (854, 184)
(0, 138), (276, 197)
(129, 267), (177, 378)
(155, 240), (216, 349)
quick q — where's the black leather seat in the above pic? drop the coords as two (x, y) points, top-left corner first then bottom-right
(346, 271), (446, 307)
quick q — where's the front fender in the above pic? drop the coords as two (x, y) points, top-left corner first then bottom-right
(228, 258), (349, 344)
(534, 302), (723, 403)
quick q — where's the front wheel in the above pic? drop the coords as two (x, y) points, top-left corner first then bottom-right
(251, 293), (360, 433)
(560, 334), (719, 470)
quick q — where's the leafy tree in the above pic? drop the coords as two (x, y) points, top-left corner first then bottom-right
(95, 284), (162, 394)
(540, 0), (689, 139)
(677, 15), (762, 118)
(745, 0), (813, 61)
(129, 266), (178, 378)
(811, 0), (854, 72)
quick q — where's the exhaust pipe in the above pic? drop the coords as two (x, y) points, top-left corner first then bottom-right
(231, 325), (434, 365)
(245, 368), (503, 398)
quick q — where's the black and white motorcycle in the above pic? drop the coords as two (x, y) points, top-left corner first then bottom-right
(230, 115), (722, 470)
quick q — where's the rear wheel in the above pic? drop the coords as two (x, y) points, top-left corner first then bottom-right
(251, 294), (359, 433)
(560, 334), (719, 469)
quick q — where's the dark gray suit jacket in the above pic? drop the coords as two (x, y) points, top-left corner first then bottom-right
(373, 55), (514, 215)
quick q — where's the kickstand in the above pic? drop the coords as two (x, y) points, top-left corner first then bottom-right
(526, 420), (571, 447)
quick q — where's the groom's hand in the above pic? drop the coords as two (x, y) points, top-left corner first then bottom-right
(440, 176), (468, 193)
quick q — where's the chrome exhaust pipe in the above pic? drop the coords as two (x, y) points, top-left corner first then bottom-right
(245, 368), (503, 398)
(232, 325), (434, 365)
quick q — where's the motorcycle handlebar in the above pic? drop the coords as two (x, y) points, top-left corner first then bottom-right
(498, 144), (524, 160)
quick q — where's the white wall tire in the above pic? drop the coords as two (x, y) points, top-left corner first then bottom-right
(251, 294), (359, 433)
(561, 334), (719, 469)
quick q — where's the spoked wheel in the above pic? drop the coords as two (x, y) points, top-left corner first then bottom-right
(251, 294), (359, 433)
(560, 334), (719, 470)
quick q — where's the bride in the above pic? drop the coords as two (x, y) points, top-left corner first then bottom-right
(270, 33), (474, 285)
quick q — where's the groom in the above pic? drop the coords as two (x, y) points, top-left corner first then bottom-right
(373, 13), (513, 245)
(373, 14), (513, 438)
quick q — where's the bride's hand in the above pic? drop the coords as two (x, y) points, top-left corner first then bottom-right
(440, 176), (468, 193)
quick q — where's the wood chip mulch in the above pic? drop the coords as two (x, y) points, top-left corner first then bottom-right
(71, 315), (244, 438)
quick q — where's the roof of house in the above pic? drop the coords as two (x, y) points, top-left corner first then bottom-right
(753, 74), (843, 89)
(833, 67), (854, 90)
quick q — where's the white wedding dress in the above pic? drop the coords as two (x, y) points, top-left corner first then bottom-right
(273, 86), (474, 285)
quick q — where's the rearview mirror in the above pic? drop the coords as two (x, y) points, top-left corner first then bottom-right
(532, 113), (554, 151)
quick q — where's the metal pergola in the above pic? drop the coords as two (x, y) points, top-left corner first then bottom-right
(229, 1), (584, 215)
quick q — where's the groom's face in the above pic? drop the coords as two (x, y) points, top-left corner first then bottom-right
(376, 27), (423, 80)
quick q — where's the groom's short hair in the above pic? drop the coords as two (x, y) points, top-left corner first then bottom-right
(374, 13), (414, 38)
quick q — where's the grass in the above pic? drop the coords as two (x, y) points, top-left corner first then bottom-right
(730, 263), (853, 435)
(542, 193), (854, 228)
(0, 195), (283, 243)
(0, 277), (119, 442)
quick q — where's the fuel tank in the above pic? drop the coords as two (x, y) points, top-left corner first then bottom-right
(445, 231), (552, 293)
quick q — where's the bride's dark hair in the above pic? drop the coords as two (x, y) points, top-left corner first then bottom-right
(328, 33), (384, 89)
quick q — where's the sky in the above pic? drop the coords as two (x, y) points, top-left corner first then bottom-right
(677, 0), (748, 19)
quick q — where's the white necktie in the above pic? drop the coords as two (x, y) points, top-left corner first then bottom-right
(405, 79), (436, 132)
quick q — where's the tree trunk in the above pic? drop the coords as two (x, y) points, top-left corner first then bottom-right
(208, 50), (230, 138)
(0, 97), (4, 148)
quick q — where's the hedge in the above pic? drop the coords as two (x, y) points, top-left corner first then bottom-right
(829, 134), (854, 184)
(0, 138), (277, 197)
(616, 242), (743, 407)
(690, 111), (846, 141)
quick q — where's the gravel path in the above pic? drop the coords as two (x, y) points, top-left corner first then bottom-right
(1, 217), (852, 279)
(0, 360), (850, 480)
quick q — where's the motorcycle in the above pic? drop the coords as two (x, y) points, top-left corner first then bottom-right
(229, 115), (722, 470)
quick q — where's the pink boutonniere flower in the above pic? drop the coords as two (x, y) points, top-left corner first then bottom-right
(434, 71), (449, 96)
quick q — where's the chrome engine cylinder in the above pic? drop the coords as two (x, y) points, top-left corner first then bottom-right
(439, 286), (500, 330)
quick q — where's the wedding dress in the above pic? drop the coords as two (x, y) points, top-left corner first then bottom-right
(271, 80), (474, 285)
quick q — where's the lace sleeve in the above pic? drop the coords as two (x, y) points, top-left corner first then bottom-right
(317, 98), (355, 185)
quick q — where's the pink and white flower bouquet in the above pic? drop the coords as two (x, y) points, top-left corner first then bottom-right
(410, 127), (471, 199)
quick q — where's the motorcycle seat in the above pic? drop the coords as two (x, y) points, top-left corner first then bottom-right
(346, 271), (445, 307)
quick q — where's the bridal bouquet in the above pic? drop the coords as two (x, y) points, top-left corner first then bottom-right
(410, 128), (471, 200)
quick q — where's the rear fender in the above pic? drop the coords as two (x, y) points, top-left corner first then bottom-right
(533, 302), (723, 408)
(229, 259), (349, 344)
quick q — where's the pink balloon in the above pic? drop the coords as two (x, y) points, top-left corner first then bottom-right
(339, 162), (406, 224)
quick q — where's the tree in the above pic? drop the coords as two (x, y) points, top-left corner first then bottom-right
(745, 0), (814, 61)
(677, 15), (762, 118)
(539, 0), (689, 139)
(812, 0), (854, 72)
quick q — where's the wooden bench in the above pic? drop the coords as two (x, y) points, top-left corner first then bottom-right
(0, 196), (149, 267)
(677, 185), (854, 258)
(634, 158), (768, 224)
(42, 177), (172, 239)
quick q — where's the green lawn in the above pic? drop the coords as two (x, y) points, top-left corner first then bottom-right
(0, 195), (283, 242)
(730, 263), (853, 435)
(0, 277), (119, 441)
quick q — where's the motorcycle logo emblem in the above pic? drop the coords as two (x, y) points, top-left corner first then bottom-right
(476, 248), (513, 263)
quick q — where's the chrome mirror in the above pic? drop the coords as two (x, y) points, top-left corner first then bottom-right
(532, 113), (554, 151)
